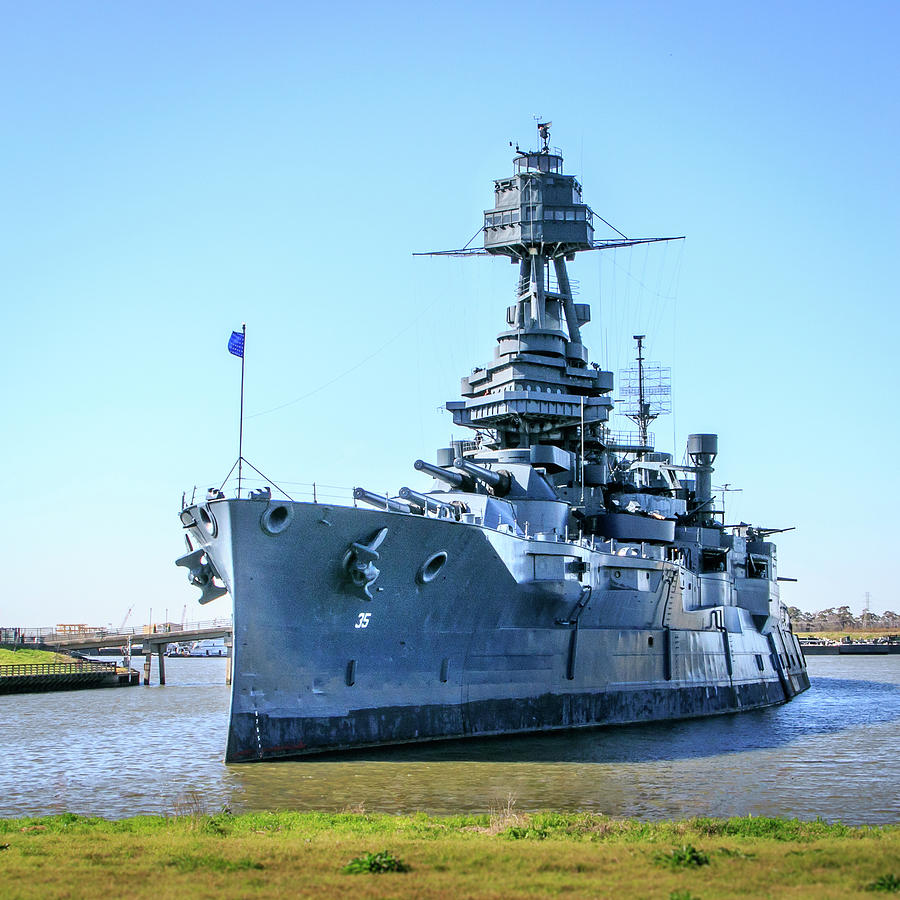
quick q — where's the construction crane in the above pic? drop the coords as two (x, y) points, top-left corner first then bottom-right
(118, 605), (135, 633)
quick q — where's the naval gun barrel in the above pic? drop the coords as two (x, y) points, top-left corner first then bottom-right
(353, 487), (413, 514)
(398, 487), (460, 519)
(453, 457), (512, 497)
(414, 459), (474, 491)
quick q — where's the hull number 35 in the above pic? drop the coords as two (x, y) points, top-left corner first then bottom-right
(354, 612), (372, 629)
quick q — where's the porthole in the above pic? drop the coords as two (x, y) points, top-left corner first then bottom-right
(417, 550), (448, 585)
(198, 505), (217, 537)
(613, 570), (621, 578)
(261, 503), (294, 536)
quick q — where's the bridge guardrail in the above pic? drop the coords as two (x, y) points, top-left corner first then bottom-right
(2, 618), (234, 645)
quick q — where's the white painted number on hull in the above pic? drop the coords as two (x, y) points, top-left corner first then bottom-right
(354, 612), (371, 629)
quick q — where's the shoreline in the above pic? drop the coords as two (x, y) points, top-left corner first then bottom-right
(801, 643), (900, 655)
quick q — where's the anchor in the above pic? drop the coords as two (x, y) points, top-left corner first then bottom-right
(342, 527), (388, 599)
(175, 547), (228, 605)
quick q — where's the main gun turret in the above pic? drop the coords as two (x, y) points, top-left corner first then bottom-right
(453, 457), (512, 497)
(353, 487), (413, 513)
(414, 459), (475, 492)
(398, 487), (461, 519)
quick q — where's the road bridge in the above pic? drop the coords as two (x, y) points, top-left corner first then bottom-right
(5, 619), (233, 686)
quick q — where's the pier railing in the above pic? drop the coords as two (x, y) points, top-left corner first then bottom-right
(0, 661), (120, 677)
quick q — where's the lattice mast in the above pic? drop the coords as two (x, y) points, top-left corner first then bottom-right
(618, 335), (671, 454)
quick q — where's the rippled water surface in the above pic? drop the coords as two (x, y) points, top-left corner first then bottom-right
(2, 656), (898, 822)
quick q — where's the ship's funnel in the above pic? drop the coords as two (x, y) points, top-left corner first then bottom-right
(687, 433), (718, 505)
(687, 433), (718, 462)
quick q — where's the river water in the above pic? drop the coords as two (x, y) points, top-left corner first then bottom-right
(1, 656), (897, 823)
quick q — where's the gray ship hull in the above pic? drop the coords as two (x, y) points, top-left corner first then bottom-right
(183, 498), (809, 762)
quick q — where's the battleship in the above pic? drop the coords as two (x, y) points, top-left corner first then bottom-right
(177, 124), (809, 762)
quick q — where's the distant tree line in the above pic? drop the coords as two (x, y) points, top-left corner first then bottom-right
(788, 606), (900, 631)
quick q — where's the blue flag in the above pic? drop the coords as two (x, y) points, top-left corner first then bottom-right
(228, 331), (244, 358)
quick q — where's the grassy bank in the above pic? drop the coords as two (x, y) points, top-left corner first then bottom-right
(796, 631), (899, 642)
(1, 812), (897, 899)
(0, 648), (77, 665)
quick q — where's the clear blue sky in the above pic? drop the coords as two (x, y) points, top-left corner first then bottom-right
(2, 1), (897, 627)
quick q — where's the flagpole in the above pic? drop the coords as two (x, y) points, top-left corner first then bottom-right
(238, 322), (246, 499)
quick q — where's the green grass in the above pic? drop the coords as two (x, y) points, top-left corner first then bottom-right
(167, 851), (265, 872)
(342, 849), (411, 874)
(0, 648), (79, 665)
(0, 812), (896, 898)
(867, 873), (900, 892)
(654, 843), (710, 868)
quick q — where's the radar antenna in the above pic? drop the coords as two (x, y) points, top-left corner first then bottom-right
(537, 120), (552, 151)
(618, 335), (671, 453)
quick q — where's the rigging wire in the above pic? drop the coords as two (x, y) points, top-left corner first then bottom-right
(594, 213), (629, 240)
(608, 245), (680, 300)
(461, 225), (486, 250)
(247, 291), (441, 419)
(590, 236), (684, 452)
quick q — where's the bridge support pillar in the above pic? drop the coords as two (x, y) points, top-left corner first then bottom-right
(157, 646), (166, 686)
(225, 639), (233, 686)
(142, 652), (151, 685)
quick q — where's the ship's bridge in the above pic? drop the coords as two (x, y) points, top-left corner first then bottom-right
(514, 151), (563, 174)
(484, 149), (594, 258)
